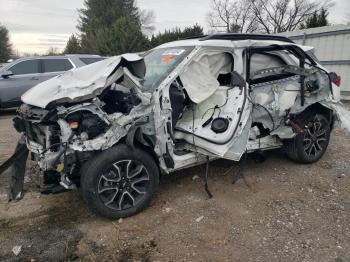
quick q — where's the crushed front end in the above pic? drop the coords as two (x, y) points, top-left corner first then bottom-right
(4, 54), (157, 200)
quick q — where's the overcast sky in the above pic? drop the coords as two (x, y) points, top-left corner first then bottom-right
(0, 0), (349, 54)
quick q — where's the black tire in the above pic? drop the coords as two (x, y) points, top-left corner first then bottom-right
(81, 144), (159, 219)
(285, 114), (330, 164)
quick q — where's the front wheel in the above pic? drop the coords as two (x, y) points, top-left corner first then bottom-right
(81, 144), (159, 219)
(285, 114), (331, 164)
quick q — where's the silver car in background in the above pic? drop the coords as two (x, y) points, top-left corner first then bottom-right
(0, 55), (106, 109)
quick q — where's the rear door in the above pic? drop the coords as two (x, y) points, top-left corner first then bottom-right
(0, 59), (41, 107)
(41, 58), (74, 82)
(245, 45), (325, 133)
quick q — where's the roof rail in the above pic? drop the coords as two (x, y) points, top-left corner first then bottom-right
(199, 33), (294, 43)
(183, 35), (208, 40)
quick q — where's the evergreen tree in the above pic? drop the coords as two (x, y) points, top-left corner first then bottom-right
(0, 24), (12, 63)
(182, 24), (204, 38)
(76, 1), (203, 54)
(300, 8), (329, 29)
(78, 0), (141, 53)
(63, 34), (82, 54)
(94, 16), (149, 55)
(150, 24), (204, 48)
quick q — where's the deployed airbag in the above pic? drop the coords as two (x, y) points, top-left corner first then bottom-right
(180, 52), (232, 103)
(250, 53), (285, 76)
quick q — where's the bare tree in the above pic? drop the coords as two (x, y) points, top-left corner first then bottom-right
(231, 0), (259, 32)
(346, 13), (350, 24)
(139, 9), (156, 36)
(207, 0), (235, 32)
(46, 47), (60, 56)
(248, 0), (328, 33)
(207, 0), (330, 34)
(206, 0), (263, 33)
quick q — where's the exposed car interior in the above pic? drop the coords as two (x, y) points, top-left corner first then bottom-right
(166, 52), (246, 153)
(163, 46), (332, 162)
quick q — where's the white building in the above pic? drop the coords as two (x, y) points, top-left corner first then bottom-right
(278, 24), (350, 100)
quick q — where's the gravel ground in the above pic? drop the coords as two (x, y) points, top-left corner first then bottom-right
(0, 104), (349, 262)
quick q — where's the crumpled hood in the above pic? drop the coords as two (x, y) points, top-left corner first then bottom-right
(21, 54), (145, 108)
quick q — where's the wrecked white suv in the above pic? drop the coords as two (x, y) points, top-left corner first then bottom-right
(2, 34), (343, 219)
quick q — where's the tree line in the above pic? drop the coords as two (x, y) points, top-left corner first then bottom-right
(64, 0), (330, 55)
(206, 0), (330, 33)
(63, 0), (204, 55)
(0, 0), (332, 62)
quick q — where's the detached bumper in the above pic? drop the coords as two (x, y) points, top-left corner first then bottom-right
(0, 136), (29, 201)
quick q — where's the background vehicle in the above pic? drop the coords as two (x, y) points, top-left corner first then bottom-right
(0, 55), (106, 109)
(4, 34), (344, 219)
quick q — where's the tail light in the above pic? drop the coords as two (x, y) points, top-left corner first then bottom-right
(333, 75), (341, 87)
(329, 72), (341, 87)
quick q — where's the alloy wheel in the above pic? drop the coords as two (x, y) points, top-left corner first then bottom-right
(97, 160), (150, 210)
(303, 117), (328, 158)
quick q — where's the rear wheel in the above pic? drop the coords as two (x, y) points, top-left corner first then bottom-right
(81, 144), (159, 219)
(285, 114), (330, 163)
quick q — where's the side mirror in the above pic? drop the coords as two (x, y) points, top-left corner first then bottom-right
(2, 70), (14, 79)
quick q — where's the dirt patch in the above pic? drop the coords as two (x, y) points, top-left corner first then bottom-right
(0, 108), (349, 261)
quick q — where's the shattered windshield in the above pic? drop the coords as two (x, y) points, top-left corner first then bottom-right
(142, 46), (194, 91)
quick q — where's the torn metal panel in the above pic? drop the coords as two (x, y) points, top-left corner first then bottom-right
(270, 126), (295, 139)
(223, 115), (252, 161)
(21, 54), (145, 108)
(321, 101), (350, 133)
(250, 64), (333, 137)
(0, 136), (28, 177)
(61, 100), (153, 152)
(6, 136), (29, 201)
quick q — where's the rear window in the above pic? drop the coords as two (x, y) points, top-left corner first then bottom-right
(43, 59), (73, 73)
(79, 57), (106, 65)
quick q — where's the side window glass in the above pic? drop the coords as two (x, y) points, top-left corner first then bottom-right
(43, 59), (73, 73)
(9, 60), (40, 75)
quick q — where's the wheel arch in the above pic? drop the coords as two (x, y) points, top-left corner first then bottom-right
(299, 102), (335, 130)
(125, 126), (160, 166)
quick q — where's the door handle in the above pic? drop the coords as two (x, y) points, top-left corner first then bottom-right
(30, 77), (39, 80)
